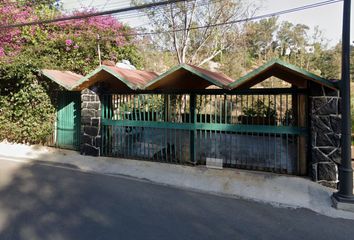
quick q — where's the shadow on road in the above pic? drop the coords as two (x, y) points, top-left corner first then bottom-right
(0, 163), (113, 240)
(0, 161), (353, 240)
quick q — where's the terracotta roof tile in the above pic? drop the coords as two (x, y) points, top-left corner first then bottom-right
(145, 64), (235, 90)
(104, 66), (158, 87)
(186, 64), (234, 86)
(41, 69), (83, 90)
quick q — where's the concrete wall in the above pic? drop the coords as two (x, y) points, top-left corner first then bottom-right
(80, 88), (101, 156)
(310, 85), (340, 188)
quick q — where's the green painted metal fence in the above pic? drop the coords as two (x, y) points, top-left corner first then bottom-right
(101, 89), (307, 174)
(56, 91), (81, 150)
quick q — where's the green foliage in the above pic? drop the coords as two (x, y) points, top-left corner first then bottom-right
(0, 2), (143, 144)
(242, 100), (276, 118)
(0, 52), (57, 143)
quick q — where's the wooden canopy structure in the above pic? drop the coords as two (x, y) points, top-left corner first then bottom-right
(228, 59), (338, 90)
(41, 66), (158, 91)
(144, 64), (234, 90)
(41, 69), (84, 90)
(71, 65), (158, 91)
(42, 59), (338, 92)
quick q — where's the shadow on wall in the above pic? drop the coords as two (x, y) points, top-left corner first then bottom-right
(0, 162), (115, 240)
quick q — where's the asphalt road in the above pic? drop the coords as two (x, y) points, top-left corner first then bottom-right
(0, 159), (353, 240)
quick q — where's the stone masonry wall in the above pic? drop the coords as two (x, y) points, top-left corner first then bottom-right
(310, 91), (341, 188)
(80, 88), (101, 156)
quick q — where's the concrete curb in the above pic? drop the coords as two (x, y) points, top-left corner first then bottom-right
(1, 142), (354, 220)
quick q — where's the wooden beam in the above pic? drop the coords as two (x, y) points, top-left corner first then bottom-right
(297, 94), (307, 175)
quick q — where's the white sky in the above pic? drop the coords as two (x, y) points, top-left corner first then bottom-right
(61, 0), (353, 46)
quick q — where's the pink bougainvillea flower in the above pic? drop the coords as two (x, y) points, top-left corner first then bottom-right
(65, 39), (73, 46)
(0, 3), (129, 60)
(0, 47), (5, 57)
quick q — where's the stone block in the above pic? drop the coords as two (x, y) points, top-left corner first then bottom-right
(329, 115), (341, 133)
(312, 147), (331, 163)
(87, 102), (100, 110)
(326, 133), (341, 147)
(317, 147), (336, 155)
(81, 95), (91, 101)
(91, 118), (100, 126)
(81, 116), (91, 125)
(312, 97), (327, 113)
(311, 116), (331, 132)
(84, 126), (99, 137)
(327, 148), (341, 164)
(317, 162), (337, 181)
(316, 133), (335, 147)
(315, 97), (339, 115)
(81, 144), (100, 156)
(81, 134), (92, 145)
(82, 109), (97, 118)
(81, 89), (91, 95)
(311, 133), (317, 147)
(81, 102), (88, 109)
(95, 136), (102, 148)
(319, 181), (338, 189)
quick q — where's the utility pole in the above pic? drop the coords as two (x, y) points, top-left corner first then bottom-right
(332, 0), (354, 211)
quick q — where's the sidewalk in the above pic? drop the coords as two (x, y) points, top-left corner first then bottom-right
(1, 141), (354, 220)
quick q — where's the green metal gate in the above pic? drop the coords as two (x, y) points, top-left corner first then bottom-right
(56, 91), (81, 150)
(101, 89), (307, 174)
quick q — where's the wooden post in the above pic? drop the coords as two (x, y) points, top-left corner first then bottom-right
(190, 93), (196, 164)
(297, 94), (307, 175)
(164, 94), (169, 122)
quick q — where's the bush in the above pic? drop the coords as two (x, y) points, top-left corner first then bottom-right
(0, 54), (57, 143)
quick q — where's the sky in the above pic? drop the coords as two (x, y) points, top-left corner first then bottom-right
(61, 0), (353, 47)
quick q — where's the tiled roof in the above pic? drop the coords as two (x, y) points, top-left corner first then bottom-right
(41, 69), (84, 90)
(228, 59), (338, 90)
(144, 64), (234, 90)
(104, 66), (158, 87)
(186, 64), (234, 86)
(71, 65), (158, 91)
(42, 59), (337, 92)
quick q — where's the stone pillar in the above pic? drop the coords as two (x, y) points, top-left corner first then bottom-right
(310, 93), (341, 188)
(80, 88), (101, 156)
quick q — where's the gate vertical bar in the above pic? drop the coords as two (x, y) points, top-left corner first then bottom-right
(190, 93), (196, 164)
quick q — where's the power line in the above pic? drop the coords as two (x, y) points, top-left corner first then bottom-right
(62, 0), (132, 12)
(0, 0), (342, 35)
(62, 0), (203, 22)
(111, 0), (343, 37)
(111, 0), (214, 22)
(94, 0), (342, 42)
(0, 0), (188, 29)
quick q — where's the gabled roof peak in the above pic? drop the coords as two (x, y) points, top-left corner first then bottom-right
(228, 59), (338, 90)
(144, 63), (234, 90)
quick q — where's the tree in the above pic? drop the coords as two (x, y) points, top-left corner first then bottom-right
(0, 1), (143, 143)
(0, 3), (142, 74)
(243, 17), (278, 61)
(135, 0), (254, 66)
(276, 21), (310, 62)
